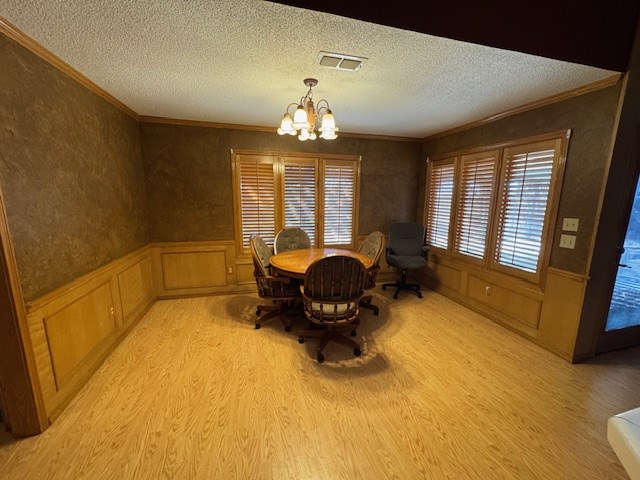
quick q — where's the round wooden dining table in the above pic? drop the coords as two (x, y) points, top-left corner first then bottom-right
(269, 247), (372, 279)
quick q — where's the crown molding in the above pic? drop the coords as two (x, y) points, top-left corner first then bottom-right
(0, 16), (138, 120)
(422, 74), (622, 142)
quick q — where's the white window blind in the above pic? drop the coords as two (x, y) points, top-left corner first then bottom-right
(454, 151), (498, 259)
(426, 160), (455, 249)
(323, 161), (356, 246)
(284, 160), (316, 245)
(495, 142), (556, 273)
(237, 158), (276, 249)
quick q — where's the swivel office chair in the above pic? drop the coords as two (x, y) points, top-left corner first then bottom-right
(381, 222), (427, 299)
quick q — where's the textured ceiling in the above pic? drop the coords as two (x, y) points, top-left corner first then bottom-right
(0, 0), (617, 138)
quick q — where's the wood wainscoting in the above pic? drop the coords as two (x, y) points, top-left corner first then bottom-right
(151, 241), (256, 298)
(416, 252), (588, 362)
(25, 246), (155, 421)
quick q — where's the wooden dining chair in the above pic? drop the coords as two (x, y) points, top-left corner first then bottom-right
(357, 231), (385, 315)
(298, 255), (366, 363)
(249, 234), (299, 331)
(273, 227), (311, 254)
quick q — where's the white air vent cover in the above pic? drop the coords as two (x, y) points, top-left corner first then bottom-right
(316, 51), (367, 71)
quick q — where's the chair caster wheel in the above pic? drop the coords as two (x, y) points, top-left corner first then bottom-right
(317, 354), (324, 363)
(285, 325), (291, 332)
(354, 348), (361, 357)
(374, 309), (379, 316)
(393, 293), (398, 299)
(350, 330), (357, 337)
(418, 293), (423, 299)
(256, 309), (261, 315)
(298, 336), (304, 344)
(255, 323), (261, 329)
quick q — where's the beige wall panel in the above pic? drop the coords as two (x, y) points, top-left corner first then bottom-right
(236, 261), (255, 285)
(435, 263), (462, 292)
(117, 255), (154, 320)
(538, 271), (586, 359)
(466, 275), (542, 329)
(161, 251), (227, 290)
(44, 282), (116, 389)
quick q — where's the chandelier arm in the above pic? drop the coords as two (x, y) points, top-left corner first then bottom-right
(285, 102), (298, 114)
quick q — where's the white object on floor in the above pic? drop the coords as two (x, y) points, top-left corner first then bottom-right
(608, 406), (640, 480)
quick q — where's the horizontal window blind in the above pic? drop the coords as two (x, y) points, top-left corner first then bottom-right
(455, 152), (497, 259)
(426, 160), (455, 249)
(324, 161), (356, 246)
(238, 158), (276, 248)
(284, 161), (316, 245)
(495, 146), (556, 273)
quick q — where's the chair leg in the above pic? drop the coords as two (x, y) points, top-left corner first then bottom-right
(255, 300), (292, 331)
(298, 324), (361, 362)
(358, 294), (379, 315)
(382, 270), (423, 299)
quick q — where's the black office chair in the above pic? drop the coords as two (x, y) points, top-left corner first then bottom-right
(382, 222), (428, 299)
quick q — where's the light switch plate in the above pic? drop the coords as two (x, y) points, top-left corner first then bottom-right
(560, 234), (576, 249)
(562, 218), (579, 232)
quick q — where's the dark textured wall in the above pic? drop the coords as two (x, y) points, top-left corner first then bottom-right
(420, 84), (622, 275)
(0, 35), (150, 301)
(140, 123), (422, 241)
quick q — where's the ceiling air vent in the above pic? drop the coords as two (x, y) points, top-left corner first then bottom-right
(316, 51), (367, 72)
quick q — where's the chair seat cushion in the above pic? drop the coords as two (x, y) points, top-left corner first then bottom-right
(387, 254), (427, 269)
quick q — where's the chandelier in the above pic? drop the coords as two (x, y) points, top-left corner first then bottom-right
(277, 78), (338, 141)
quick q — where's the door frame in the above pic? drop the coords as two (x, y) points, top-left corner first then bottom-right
(596, 159), (640, 353)
(0, 187), (47, 436)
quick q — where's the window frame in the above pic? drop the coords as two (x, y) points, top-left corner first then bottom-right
(452, 149), (500, 266)
(231, 149), (361, 256)
(423, 130), (570, 285)
(424, 156), (457, 253)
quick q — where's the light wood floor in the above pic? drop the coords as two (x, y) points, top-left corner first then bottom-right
(0, 288), (638, 479)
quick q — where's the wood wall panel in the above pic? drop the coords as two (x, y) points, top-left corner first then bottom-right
(44, 282), (116, 389)
(236, 259), (255, 285)
(538, 269), (587, 360)
(161, 251), (227, 290)
(152, 242), (255, 298)
(117, 255), (153, 321)
(25, 247), (154, 420)
(466, 275), (542, 330)
(418, 255), (581, 361)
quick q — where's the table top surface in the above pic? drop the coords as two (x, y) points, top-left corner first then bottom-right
(270, 247), (372, 278)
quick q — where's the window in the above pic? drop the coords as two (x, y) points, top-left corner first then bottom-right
(283, 157), (317, 245)
(425, 158), (455, 249)
(424, 132), (568, 282)
(454, 150), (499, 261)
(323, 160), (357, 246)
(233, 151), (360, 253)
(493, 139), (561, 276)
(237, 156), (276, 247)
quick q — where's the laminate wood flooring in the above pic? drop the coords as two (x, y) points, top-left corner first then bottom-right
(0, 289), (638, 479)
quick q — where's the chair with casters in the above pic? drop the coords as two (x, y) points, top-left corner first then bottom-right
(357, 231), (385, 315)
(297, 255), (366, 363)
(382, 222), (428, 299)
(249, 234), (299, 331)
(273, 227), (311, 254)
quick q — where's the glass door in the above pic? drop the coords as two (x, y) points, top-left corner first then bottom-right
(600, 177), (640, 348)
